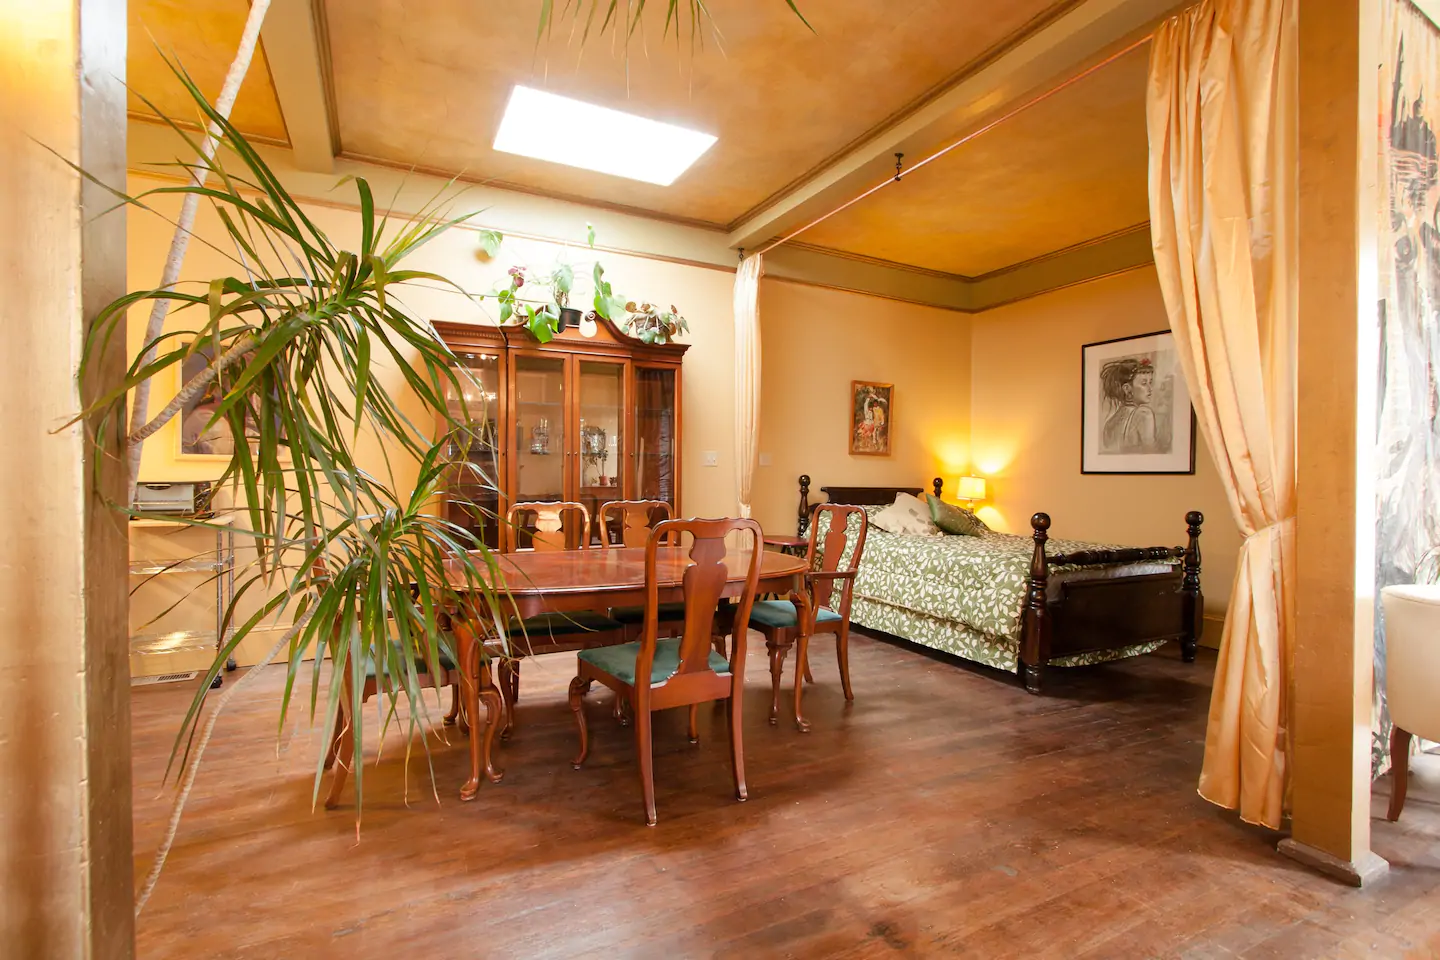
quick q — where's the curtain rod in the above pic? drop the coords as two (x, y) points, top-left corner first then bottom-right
(754, 33), (1155, 258)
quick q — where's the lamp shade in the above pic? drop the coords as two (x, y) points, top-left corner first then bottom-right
(957, 476), (988, 502)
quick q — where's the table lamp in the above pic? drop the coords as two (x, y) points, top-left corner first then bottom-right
(957, 475), (988, 508)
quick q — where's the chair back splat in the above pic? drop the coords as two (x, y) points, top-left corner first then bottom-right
(507, 501), (590, 552)
(807, 503), (868, 612)
(640, 518), (762, 701)
(599, 499), (673, 548)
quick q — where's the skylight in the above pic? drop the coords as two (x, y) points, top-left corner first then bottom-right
(492, 86), (717, 186)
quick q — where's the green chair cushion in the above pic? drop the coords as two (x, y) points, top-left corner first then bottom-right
(609, 601), (689, 625)
(578, 638), (729, 686)
(507, 610), (623, 636)
(363, 642), (456, 679)
(748, 600), (843, 629)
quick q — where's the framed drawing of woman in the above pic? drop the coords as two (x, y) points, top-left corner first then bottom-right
(1081, 331), (1195, 474)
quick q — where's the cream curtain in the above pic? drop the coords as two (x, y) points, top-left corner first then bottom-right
(733, 253), (764, 519)
(1147, 0), (1297, 829)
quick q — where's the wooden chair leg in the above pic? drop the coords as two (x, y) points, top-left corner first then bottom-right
(792, 631), (811, 733)
(613, 693), (629, 726)
(443, 683), (460, 727)
(498, 660), (518, 740)
(836, 622), (854, 701)
(323, 705), (344, 770)
(687, 704), (699, 744)
(803, 662), (815, 684)
(635, 704), (657, 826)
(569, 677), (592, 768)
(1389, 725), (1413, 822)
(480, 666), (505, 784)
(324, 711), (354, 810)
(460, 655), (484, 801)
(766, 633), (787, 726)
(729, 690), (747, 802)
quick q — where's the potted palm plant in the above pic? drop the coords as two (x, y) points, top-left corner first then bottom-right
(76, 64), (517, 909)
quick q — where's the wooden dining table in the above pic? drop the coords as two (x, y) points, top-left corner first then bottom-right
(444, 545), (812, 800)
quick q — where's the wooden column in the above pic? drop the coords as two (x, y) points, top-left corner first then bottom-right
(0, 2), (134, 954)
(1282, 0), (1388, 886)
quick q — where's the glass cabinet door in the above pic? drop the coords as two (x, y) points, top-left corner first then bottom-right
(577, 360), (626, 544)
(634, 366), (677, 508)
(513, 355), (567, 505)
(440, 352), (502, 548)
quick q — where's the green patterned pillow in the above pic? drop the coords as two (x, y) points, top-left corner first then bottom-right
(927, 494), (987, 537)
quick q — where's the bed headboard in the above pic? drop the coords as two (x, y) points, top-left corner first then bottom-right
(796, 476), (943, 536)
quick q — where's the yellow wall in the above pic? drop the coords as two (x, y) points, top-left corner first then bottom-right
(969, 268), (1241, 627)
(752, 281), (972, 535)
(124, 174), (741, 668)
(125, 171), (1238, 668)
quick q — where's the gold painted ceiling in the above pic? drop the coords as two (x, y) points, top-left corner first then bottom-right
(128, 0), (288, 144)
(123, 0), (1154, 278)
(800, 46), (1153, 277)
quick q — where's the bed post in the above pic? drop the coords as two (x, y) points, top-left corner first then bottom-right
(797, 475), (812, 537)
(1019, 512), (1052, 694)
(1181, 510), (1204, 663)
(932, 477), (943, 499)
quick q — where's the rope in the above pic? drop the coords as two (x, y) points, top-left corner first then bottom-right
(134, 604), (317, 917)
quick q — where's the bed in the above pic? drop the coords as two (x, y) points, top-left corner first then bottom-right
(794, 476), (1203, 694)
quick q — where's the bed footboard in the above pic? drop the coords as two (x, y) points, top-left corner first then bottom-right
(1019, 511), (1204, 694)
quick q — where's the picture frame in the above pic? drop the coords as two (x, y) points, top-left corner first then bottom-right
(849, 381), (893, 457)
(176, 339), (285, 460)
(1080, 330), (1196, 475)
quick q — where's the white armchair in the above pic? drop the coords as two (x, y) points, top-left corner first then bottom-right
(1382, 582), (1440, 821)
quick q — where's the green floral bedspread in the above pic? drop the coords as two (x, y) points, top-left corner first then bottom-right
(816, 510), (1175, 645)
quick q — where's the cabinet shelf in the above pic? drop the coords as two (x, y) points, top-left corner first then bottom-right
(433, 321), (686, 552)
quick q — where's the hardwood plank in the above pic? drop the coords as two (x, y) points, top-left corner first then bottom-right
(130, 632), (1440, 958)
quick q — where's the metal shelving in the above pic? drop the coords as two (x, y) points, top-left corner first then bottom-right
(129, 513), (237, 688)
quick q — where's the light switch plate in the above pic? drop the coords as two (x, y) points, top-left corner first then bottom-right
(702, 450), (718, 467)
(758, 452), (772, 466)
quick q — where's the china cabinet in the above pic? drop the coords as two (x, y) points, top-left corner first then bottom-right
(432, 317), (687, 550)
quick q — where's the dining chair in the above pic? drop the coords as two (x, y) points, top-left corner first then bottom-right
(598, 500), (688, 643)
(748, 503), (868, 726)
(321, 561), (504, 809)
(498, 501), (625, 737)
(567, 517), (763, 826)
(1382, 578), (1440, 821)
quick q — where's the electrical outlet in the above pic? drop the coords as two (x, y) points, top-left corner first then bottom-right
(702, 450), (718, 467)
(758, 452), (772, 466)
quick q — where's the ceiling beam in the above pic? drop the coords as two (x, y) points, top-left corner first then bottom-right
(260, 0), (336, 173)
(726, 0), (1184, 252)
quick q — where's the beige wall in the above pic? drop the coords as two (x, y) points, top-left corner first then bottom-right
(752, 281), (973, 535)
(969, 268), (1241, 627)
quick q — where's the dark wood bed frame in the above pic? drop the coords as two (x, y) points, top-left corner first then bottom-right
(795, 475), (1203, 694)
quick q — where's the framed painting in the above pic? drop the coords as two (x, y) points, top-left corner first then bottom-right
(1081, 330), (1195, 474)
(849, 381), (893, 457)
(177, 340), (284, 459)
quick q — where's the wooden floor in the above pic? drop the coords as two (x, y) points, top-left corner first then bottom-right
(131, 631), (1440, 959)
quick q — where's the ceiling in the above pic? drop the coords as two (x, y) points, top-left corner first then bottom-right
(125, 0), (1155, 283)
(799, 46), (1152, 277)
(128, 0), (288, 144)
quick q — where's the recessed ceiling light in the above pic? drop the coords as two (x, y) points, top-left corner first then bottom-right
(493, 86), (717, 186)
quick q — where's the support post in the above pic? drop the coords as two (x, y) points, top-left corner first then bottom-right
(1019, 513), (1051, 694)
(796, 474), (811, 537)
(1181, 510), (1204, 662)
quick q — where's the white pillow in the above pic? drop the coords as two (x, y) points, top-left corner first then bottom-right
(870, 492), (942, 536)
